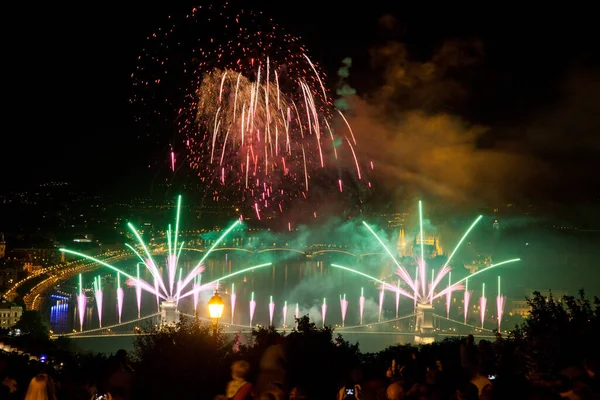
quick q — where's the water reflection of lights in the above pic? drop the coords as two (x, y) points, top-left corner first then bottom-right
(50, 302), (69, 333)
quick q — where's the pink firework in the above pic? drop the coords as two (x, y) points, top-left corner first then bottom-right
(249, 293), (256, 327)
(77, 294), (86, 332)
(269, 296), (275, 327)
(95, 290), (103, 328)
(480, 283), (487, 328)
(497, 295), (506, 331)
(282, 301), (288, 328)
(464, 292), (472, 324)
(497, 277), (505, 331)
(132, 6), (370, 214)
(93, 276), (103, 328)
(321, 298), (327, 328)
(117, 288), (124, 325)
(231, 283), (236, 324)
(340, 294), (348, 327)
(359, 288), (365, 325)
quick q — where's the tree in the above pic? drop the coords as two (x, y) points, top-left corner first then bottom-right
(132, 316), (235, 399)
(286, 316), (361, 398)
(14, 310), (50, 340)
(510, 290), (600, 376)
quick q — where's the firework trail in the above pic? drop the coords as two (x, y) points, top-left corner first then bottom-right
(295, 303), (299, 327)
(269, 296), (275, 327)
(464, 278), (471, 324)
(355, 202), (519, 307)
(340, 294), (348, 327)
(249, 292), (256, 327)
(497, 276), (506, 331)
(322, 298), (327, 328)
(231, 283), (236, 324)
(282, 301), (288, 328)
(132, 5), (370, 215)
(117, 272), (124, 325)
(93, 276), (103, 328)
(359, 287), (365, 325)
(77, 274), (85, 332)
(61, 196), (273, 330)
(480, 283), (487, 328)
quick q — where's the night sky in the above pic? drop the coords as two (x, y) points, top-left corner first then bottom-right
(5, 2), (599, 209)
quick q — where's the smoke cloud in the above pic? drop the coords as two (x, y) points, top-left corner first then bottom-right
(334, 20), (600, 208)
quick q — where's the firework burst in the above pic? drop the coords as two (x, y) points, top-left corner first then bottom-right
(131, 4), (370, 217)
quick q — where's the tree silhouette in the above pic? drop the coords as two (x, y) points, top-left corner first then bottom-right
(132, 316), (235, 399)
(510, 289), (600, 376)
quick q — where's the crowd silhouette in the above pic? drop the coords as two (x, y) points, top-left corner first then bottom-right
(0, 290), (598, 399)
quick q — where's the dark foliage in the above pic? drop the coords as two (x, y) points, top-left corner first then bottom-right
(132, 316), (235, 399)
(286, 315), (361, 399)
(510, 289), (600, 377)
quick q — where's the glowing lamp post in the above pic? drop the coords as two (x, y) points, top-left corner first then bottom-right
(208, 291), (225, 335)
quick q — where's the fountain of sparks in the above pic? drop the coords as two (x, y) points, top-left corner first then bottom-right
(340, 294), (348, 327)
(60, 195), (272, 330)
(269, 296), (275, 327)
(116, 272), (124, 324)
(231, 283), (236, 324)
(359, 287), (365, 325)
(330, 200), (520, 341)
(480, 283), (487, 328)
(249, 292), (256, 327)
(282, 301), (288, 328)
(497, 276), (506, 331)
(322, 298), (327, 327)
(93, 276), (103, 328)
(464, 278), (471, 324)
(378, 286), (384, 322)
(77, 274), (86, 332)
(295, 303), (299, 327)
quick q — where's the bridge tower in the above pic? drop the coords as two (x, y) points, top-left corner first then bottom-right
(160, 300), (179, 326)
(414, 303), (436, 344)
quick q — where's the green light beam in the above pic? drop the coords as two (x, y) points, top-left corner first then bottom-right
(124, 244), (145, 264)
(443, 215), (483, 269)
(174, 195), (182, 259)
(498, 276), (501, 295)
(178, 262), (272, 300)
(127, 222), (162, 287)
(361, 221), (407, 271)
(419, 200), (425, 261)
(454, 259), (520, 287)
(167, 225), (172, 257)
(331, 264), (415, 299)
(59, 249), (144, 291)
(192, 220), (242, 269)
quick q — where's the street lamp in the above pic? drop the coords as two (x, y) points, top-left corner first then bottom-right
(208, 291), (224, 334)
